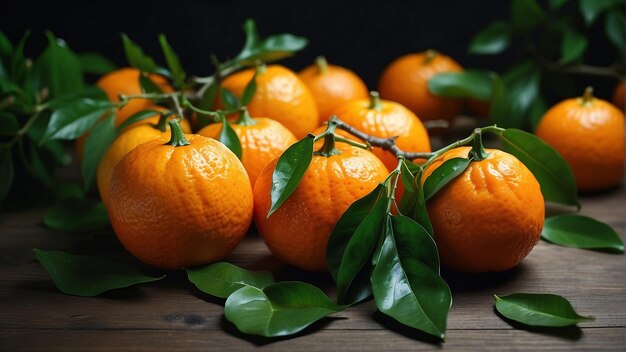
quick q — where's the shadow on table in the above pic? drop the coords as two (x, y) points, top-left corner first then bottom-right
(494, 308), (583, 341)
(442, 264), (526, 293)
(372, 311), (443, 346)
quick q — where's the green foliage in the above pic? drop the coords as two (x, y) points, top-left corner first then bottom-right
(186, 262), (275, 298)
(422, 157), (471, 201)
(217, 114), (242, 159)
(495, 293), (594, 327)
(43, 198), (109, 232)
(542, 214), (624, 253)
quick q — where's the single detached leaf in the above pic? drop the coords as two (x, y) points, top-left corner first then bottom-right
(511, 0), (545, 32)
(34, 249), (165, 297)
(117, 109), (163, 132)
(43, 198), (109, 232)
(495, 293), (595, 327)
(468, 21), (511, 55)
(186, 262), (275, 298)
(541, 214), (624, 253)
(605, 9), (625, 56)
(240, 73), (257, 106)
(78, 52), (117, 75)
(579, 0), (621, 25)
(423, 157), (471, 201)
(560, 27), (588, 65)
(327, 184), (387, 305)
(224, 282), (344, 337)
(371, 215), (451, 340)
(496, 128), (579, 207)
(42, 98), (112, 142)
(428, 70), (493, 101)
(121, 34), (157, 73)
(220, 87), (240, 110)
(81, 113), (117, 191)
(0, 146), (14, 202)
(158, 34), (186, 88)
(268, 136), (314, 217)
(218, 117), (242, 159)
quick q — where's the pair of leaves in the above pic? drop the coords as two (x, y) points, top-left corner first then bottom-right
(495, 293), (594, 327)
(122, 34), (186, 88)
(234, 19), (308, 66)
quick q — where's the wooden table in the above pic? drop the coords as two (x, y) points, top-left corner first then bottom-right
(1, 182), (625, 351)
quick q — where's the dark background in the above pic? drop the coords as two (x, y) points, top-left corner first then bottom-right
(2, 0), (620, 98)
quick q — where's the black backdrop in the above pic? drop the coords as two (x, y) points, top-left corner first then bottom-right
(2, 0), (617, 96)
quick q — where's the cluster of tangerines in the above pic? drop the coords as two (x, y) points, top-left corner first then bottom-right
(87, 50), (624, 274)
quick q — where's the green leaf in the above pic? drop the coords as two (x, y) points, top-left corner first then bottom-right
(468, 21), (511, 55)
(501, 60), (542, 128)
(0, 146), (13, 202)
(43, 198), (109, 232)
(139, 74), (163, 95)
(496, 128), (578, 207)
(579, 0), (621, 25)
(428, 70), (493, 101)
(78, 52), (117, 75)
(549, 0), (569, 10)
(198, 81), (219, 112)
(10, 31), (29, 85)
(235, 19), (262, 63)
(25, 111), (71, 167)
(527, 95), (548, 131)
(371, 215), (451, 340)
(235, 19), (308, 65)
(0, 31), (13, 62)
(541, 214), (624, 253)
(225, 281), (345, 337)
(423, 157), (471, 201)
(81, 112), (116, 191)
(34, 249), (165, 296)
(560, 27), (588, 64)
(511, 0), (545, 32)
(327, 184), (386, 305)
(218, 116), (242, 159)
(240, 73), (257, 106)
(29, 143), (55, 189)
(220, 87), (240, 110)
(489, 74), (511, 126)
(37, 32), (85, 98)
(42, 98), (112, 142)
(121, 34), (157, 73)
(158, 34), (185, 88)
(495, 293), (594, 327)
(605, 9), (625, 56)
(46, 86), (108, 110)
(186, 262), (275, 298)
(116, 109), (163, 132)
(268, 136), (314, 217)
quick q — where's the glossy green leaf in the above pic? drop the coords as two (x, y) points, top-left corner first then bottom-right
(158, 34), (185, 88)
(496, 128), (579, 207)
(235, 19), (308, 65)
(511, 0), (545, 32)
(240, 73), (257, 106)
(37, 32), (84, 98)
(0, 146), (13, 202)
(428, 70), (493, 101)
(412, 172), (434, 237)
(43, 198), (109, 232)
(46, 86), (108, 110)
(527, 95), (548, 131)
(541, 214), (624, 253)
(549, 0), (569, 10)
(186, 262), (275, 298)
(468, 21), (511, 55)
(34, 249), (164, 297)
(29, 141), (55, 189)
(489, 74), (510, 126)
(198, 81), (219, 113)
(560, 27), (588, 64)
(139, 74), (163, 95)
(605, 9), (625, 55)
(225, 282), (345, 337)
(423, 157), (471, 201)
(220, 87), (240, 110)
(501, 60), (542, 128)
(268, 136), (314, 217)
(78, 53), (117, 75)
(0, 31), (12, 61)
(579, 0), (621, 25)
(327, 184), (386, 305)
(399, 161), (416, 193)
(218, 116), (242, 159)
(121, 34), (157, 73)
(25, 111), (72, 167)
(42, 98), (112, 142)
(235, 19), (262, 63)
(81, 113), (117, 191)
(371, 215), (451, 340)
(495, 293), (594, 327)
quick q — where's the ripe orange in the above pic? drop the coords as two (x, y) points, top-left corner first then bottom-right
(298, 56), (369, 123)
(535, 87), (624, 191)
(253, 142), (389, 272)
(108, 121), (253, 270)
(612, 81), (625, 110)
(423, 146), (545, 273)
(331, 92), (431, 171)
(197, 109), (297, 186)
(378, 50), (463, 121)
(96, 108), (191, 209)
(220, 65), (319, 138)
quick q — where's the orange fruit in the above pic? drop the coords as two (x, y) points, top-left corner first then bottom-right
(331, 92), (431, 171)
(535, 87), (625, 191)
(253, 142), (389, 272)
(612, 81), (625, 111)
(197, 109), (297, 186)
(378, 50), (463, 121)
(96, 108), (191, 209)
(220, 65), (319, 138)
(423, 146), (545, 273)
(298, 56), (369, 123)
(108, 121), (253, 270)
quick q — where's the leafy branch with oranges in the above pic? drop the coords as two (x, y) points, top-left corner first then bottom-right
(1, 4), (624, 344)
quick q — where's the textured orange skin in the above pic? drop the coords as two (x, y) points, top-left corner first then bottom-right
(108, 134), (253, 270)
(378, 52), (463, 121)
(332, 98), (431, 171)
(298, 63), (369, 123)
(423, 147), (545, 273)
(253, 144), (389, 272)
(197, 118), (297, 187)
(535, 96), (624, 191)
(613, 81), (625, 111)
(96, 113), (191, 209)
(220, 65), (319, 138)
